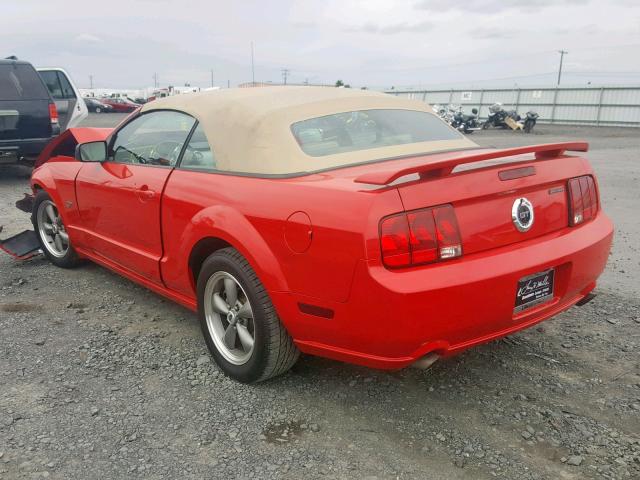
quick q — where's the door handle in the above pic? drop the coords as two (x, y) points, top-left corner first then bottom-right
(135, 185), (156, 201)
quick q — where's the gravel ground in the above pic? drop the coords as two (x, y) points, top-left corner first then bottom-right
(1, 116), (639, 479)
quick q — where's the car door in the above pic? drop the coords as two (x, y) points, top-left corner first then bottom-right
(75, 110), (196, 283)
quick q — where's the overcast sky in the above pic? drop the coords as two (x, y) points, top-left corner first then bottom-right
(3, 0), (639, 90)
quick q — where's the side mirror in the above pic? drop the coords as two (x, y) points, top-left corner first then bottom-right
(75, 141), (107, 162)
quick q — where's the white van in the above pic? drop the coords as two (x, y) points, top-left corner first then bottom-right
(37, 67), (88, 130)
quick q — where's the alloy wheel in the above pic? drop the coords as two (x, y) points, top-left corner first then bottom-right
(203, 271), (255, 365)
(37, 200), (69, 258)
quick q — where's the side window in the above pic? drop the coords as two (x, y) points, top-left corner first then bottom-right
(180, 123), (216, 171)
(56, 72), (76, 99)
(110, 111), (196, 167)
(39, 70), (63, 99)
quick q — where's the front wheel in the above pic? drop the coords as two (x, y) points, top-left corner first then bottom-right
(95, 107), (102, 113)
(32, 191), (80, 268)
(197, 248), (299, 383)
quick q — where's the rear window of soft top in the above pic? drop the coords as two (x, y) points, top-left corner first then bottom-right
(0, 63), (50, 101)
(291, 109), (462, 157)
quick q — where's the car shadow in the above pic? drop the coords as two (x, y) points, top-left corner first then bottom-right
(0, 165), (32, 182)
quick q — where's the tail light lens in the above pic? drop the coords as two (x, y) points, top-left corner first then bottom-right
(49, 102), (59, 125)
(380, 205), (462, 268)
(433, 205), (463, 259)
(380, 214), (410, 267)
(568, 175), (598, 226)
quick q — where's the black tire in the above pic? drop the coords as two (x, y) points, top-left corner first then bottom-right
(197, 247), (299, 383)
(524, 121), (535, 134)
(95, 107), (102, 113)
(31, 191), (80, 268)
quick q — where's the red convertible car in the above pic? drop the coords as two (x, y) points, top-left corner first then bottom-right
(27, 87), (613, 382)
(98, 97), (140, 113)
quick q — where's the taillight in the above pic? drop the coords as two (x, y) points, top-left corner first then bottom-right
(407, 210), (438, 264)
(49, 102), (59, 125)
(380, 205), (462, 268)
(433, 205), (463, 259)
(568, 175), (598, 226)
(380, 214), (411, 267)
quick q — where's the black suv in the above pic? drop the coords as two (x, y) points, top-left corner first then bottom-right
(0, 57), (60, 166)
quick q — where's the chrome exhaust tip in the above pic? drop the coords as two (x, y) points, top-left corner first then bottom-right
(410, 352), (440, 370)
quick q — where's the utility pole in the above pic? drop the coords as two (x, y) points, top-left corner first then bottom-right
(210, 69), (214, 88)
(251, 41), (255, 85)
(152, 73), (158, 88)
(89, 75), (93, 89)
(557, 50), (568, 85)
(281, 68), (290, 85)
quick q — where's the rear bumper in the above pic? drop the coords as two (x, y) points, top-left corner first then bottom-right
(274, 213), (613, 369)
(0, 137), (54, 163)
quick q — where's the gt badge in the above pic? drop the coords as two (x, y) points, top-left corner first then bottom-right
(512, 197), (534, 232)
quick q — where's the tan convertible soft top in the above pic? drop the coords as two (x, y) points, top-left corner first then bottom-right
(141, 86), (477, 175)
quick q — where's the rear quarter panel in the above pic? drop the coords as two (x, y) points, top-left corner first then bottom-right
(160, 170), (404, 304)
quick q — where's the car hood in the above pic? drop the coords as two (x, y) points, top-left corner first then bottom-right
(34, 127), (113, 168)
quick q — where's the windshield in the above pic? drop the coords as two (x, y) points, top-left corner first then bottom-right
(291, 109), (462, 157)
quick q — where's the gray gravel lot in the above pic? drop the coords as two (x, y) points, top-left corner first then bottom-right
(1, 114), (639, 479)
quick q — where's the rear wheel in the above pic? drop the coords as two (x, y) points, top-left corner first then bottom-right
(197, 248), (299, 383)
(95, 107), (102, 113)
(32, 191), (80, 268)
(524, 121), (534, 133)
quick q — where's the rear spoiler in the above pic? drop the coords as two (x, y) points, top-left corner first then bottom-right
(353, 142), (589, 185)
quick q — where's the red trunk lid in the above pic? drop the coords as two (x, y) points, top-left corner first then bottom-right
(375, 145), (591, 256)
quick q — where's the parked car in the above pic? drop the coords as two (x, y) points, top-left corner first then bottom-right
(27, 87), (613, 383)
(99, 97), (139, 113)
(37, 67), (88, 129)
(0, 57), (60, 166)
(84, 97), (113, 113)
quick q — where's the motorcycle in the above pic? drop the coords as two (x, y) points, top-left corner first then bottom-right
(522, 111), (539, 133)
(451, 107), (480, 134)
(482, 103), (505, 129)
(482, 103), (520, 129)
(433, 104), (456, 124)
(432, 104), (447, 118)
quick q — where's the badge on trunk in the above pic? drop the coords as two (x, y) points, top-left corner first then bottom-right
(512, 197), (534, 232)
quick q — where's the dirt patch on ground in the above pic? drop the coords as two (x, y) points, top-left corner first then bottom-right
(0, 302), (42, 313)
